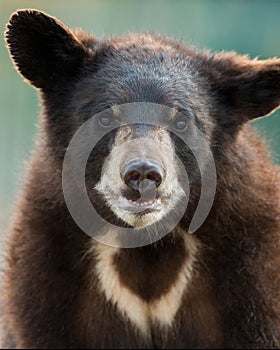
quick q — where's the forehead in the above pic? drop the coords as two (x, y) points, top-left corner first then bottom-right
(71, 40), (211, 118)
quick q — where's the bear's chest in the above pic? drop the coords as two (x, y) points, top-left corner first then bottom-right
(93, 235), (197, 338)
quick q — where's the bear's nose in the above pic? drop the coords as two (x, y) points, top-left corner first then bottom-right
(122, 158), (163, 191)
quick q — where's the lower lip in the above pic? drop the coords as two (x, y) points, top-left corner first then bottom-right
(118, 196), (162, 213)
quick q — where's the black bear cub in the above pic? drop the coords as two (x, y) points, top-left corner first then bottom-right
(2, 9), (280, 349)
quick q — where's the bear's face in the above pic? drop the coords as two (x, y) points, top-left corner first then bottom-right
(68, 50), (215, 228)
(5, 10), (280, 230)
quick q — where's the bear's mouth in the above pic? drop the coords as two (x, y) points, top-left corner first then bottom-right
(118, 195), (162, 213)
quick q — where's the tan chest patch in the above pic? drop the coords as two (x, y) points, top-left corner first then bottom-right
(93, 235), (198, 338)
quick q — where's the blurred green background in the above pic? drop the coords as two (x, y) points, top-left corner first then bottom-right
(1, 0), (280, 244)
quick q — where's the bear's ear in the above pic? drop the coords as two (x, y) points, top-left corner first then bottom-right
(5, 9), (91, 90)
(209, 53), (280, 122)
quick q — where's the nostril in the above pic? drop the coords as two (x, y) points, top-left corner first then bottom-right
(127, 171), (141, 182)
(146, 171), (162, 187)
(124, 170), (142, 191)
(125, 170), (141, 184)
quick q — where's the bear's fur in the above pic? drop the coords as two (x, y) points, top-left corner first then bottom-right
(2, 9), (280, 349)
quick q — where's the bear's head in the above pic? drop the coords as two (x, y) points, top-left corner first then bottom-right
(5, 10), (280, 233)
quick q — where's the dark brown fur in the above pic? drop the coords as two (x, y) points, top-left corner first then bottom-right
(2, 9), (280, 349)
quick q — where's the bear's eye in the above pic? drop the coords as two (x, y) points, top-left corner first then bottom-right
(99, 115), (114, 127)
(174, 117), (188, 131)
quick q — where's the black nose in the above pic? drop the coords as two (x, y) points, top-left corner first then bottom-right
(122, 158), (163, 190)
